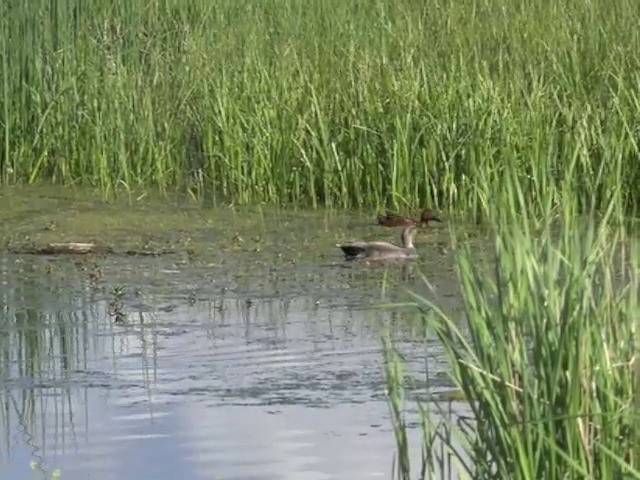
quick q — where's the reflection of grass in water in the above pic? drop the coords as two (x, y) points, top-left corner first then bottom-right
(30, 460), (61, 480)
(0, 268), (96, 470)
(383, 181), (639, 478)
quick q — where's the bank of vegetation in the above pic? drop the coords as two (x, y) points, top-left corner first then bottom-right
(1, 0), (639, 217)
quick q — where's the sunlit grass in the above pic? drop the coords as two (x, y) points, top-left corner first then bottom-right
(1, 0), (639, 215)
(383, 178), (639, 478)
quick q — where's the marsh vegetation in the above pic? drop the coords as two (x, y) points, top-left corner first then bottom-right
(1, 0), (639, 478)
(2, 0), (639, 215)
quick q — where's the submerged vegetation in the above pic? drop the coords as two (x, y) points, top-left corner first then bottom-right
(1, 0), (640, 215)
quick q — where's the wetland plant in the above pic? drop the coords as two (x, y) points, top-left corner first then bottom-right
(1, 0), (639, 216)
(384, 187), (639, 478)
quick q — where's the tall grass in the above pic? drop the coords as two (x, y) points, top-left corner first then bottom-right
(1, 0), (639, 214)
(383, 176), (639, 478)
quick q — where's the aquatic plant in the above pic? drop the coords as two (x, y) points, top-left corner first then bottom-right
(108, 285), (127, 324)
(1, 0), (639, 216)
(383, 180), (640, 478)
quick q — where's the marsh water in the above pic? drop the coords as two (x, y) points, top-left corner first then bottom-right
(0, 188), (470, 480)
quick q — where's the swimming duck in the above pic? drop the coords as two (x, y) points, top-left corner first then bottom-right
(337, 225), (418, 261)
(377, 209), (442, 227)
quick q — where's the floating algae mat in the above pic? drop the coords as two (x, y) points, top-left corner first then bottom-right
(0, 185), (459, 271)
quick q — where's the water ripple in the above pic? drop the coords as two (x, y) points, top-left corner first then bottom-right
(0, 252), (458, 480)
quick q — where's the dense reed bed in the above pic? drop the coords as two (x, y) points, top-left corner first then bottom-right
(384, 181), (639, 478)
(2, 0), (639, 215)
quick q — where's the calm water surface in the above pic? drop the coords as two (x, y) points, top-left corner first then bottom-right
(0, 204), (466, 480)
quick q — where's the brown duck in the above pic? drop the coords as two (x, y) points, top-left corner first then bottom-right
(377, 209), (442, 227)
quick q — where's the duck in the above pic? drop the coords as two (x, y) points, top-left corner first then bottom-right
(377, 209), (442, 227)
(337, 225), (418, 261)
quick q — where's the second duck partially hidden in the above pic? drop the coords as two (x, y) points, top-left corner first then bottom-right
(377, 209), (442, 227)
(337, 225), (418, 261)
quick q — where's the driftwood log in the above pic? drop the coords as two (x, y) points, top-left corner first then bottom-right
(35, 243), (114, 255)
(6, 242), (174, 256)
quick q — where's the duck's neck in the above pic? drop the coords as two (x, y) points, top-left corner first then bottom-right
(401, 228), (414, 248)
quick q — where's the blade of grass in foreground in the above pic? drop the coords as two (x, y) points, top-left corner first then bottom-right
(382, 194), (639, 479)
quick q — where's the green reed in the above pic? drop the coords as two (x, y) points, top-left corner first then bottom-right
(383, 177), (639, 478)
(2, 0), (639, 215)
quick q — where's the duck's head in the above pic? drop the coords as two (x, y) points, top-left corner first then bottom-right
(419, 209), (442, 226)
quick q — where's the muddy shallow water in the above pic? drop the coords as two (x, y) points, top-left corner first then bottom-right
(0, 188), (472, 480)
